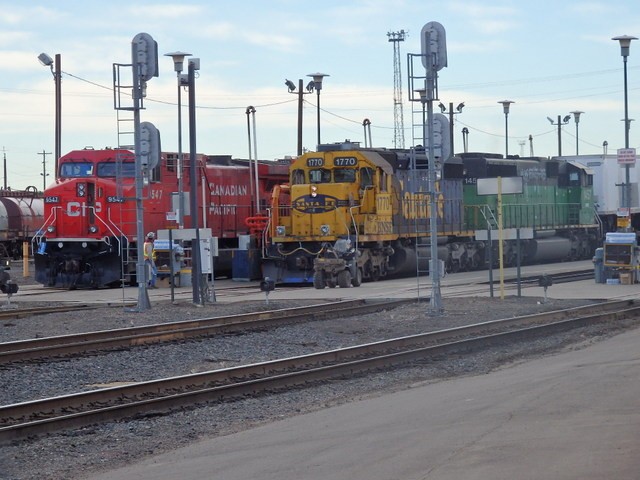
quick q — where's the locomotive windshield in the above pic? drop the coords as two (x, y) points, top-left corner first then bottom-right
(97, 162), (136, 178)
(334, 169), (356, 183)
(60, 162), (94, 178)
(309, 168), (331, 184)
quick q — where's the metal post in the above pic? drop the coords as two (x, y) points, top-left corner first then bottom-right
(315, 88), (321, 146)
(3, 149), (7, 190)
(425, 81), (442, 315)
(448, 102), (454, 156)
(251, 108), (260, 212)
(505, 114), (509, 157)
(557, 115), (562, 156)
(188, 59), (201, 305)
(623, 54), (631, 215)
(176, 76), (185, 228)
(164, 52), (192, 229)
(245, 106), (255, 214)
(132, 58), (150, 311)
(54, 54), (61, 176)
(498, 101), (514, 157)
(296, 79), (304, 156)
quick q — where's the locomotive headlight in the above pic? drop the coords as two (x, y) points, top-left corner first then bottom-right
(276, 225), (286, 236)
(46, 225), (55, 233)
(320, 224), (330, 235)
(311, 185), (318, 197)
(89, 225), (98, 234)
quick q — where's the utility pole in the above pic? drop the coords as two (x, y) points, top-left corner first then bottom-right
(388, 30), (407, 149)
(37, 150), (52, 191)
(1, 147), (7, 189)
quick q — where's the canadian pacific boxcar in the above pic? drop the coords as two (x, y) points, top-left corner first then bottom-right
(263, 142), (600, 288)
(33, 148), (289, 288)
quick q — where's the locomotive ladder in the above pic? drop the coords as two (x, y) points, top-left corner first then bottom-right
(113, 62), (140, 288)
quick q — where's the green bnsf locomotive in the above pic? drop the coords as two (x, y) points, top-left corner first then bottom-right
(263, 142), (599, 288)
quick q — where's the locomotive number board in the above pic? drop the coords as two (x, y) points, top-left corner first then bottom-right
(333, 157), (357, 167)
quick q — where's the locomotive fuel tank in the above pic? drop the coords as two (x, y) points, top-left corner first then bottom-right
(528, 236), (572, 263)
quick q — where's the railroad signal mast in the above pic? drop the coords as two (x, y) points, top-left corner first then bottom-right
(388, 30), (407, 149)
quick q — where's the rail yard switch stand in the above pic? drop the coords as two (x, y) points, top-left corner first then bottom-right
(538, 274), (553, 303)
(260, 277), (275, 305)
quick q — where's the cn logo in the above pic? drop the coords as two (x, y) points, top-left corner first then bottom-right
(67, 201), (102, 217)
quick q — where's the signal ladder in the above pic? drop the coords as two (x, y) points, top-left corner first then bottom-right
(112, 62), (139, 288)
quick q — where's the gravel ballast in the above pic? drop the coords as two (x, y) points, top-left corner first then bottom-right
(1, 294), (637, 480)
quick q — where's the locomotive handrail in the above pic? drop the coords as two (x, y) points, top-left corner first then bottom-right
(32, 207), (60, 249)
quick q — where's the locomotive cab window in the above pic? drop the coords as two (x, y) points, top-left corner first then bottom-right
(309, 168), (331, 184)
(360, 167), (374, 188)
(334, 169), (356, 183)
(60, 162), (94, 178)
(291, 169), (305, 185)
(97, 162), (136, 178)
(380, 172), (388, 192)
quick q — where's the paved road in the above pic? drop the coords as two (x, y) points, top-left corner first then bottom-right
(87, 325), (640, 480)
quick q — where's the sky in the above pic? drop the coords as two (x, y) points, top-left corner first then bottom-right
(1, 0), (640, 190)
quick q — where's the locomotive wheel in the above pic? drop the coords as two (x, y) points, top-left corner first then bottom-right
(337, 270), (352, 288)
(351, 268), (362, 287)
(313, 270), (326, 289)
(371, 267), (380, 282)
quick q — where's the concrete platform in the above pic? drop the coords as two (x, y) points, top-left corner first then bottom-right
(10, 260), (639, 306)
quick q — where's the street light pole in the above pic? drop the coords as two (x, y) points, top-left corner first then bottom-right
(438, 102), (464, 158)
(498, 100), (514, 157)
(570, 110), (584, 155)
(38, 52), (62, 178)
(307, 73), (329, 147)
(613, 35), (637, 218)
(285, 79), (314, 156)
(164, 51), (192, 229)
(546, 114), (571, 156)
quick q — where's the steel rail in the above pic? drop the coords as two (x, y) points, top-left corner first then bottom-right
(0, 304), (95, 321)
(1, 299), (637, 443)
(0, 298), (412, 364)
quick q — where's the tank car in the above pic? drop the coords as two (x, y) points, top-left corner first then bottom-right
(262, 142), (601, 288)
(0, 188), (44, 259)
(33, 148), (289, 288)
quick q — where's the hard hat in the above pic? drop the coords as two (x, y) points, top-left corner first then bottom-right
(147, 232), (155, 239)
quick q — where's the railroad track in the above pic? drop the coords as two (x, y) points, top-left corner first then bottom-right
(1, 298), (637, 444)
(0, 304), (97, 321)
(0, 298), (412, 364)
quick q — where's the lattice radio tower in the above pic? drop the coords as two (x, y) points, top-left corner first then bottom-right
(388, 30), (407, 149)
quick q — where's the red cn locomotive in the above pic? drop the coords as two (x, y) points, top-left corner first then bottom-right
(33, 148), (289, 288)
